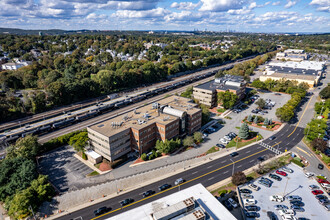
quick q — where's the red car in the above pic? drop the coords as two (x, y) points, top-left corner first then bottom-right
(276, 170), (287, 176)
(312, 190), (324, 195)
(317, 179), (330, 184)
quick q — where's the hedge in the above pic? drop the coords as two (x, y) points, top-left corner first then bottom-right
(218, 189), (228, 197)
(291, 159), (304, 167)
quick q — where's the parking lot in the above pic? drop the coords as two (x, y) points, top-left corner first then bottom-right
(38, 145), (94, 193)
(238, 163), (329, 220)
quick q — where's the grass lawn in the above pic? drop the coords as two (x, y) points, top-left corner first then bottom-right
(217, 108), (226, 113)
(94, 163), (101, 169)
(87, 171), (99, 177)
(226, 133), (263, 149)
(210, 182), (235, 195)
(206, 146), (219, 155)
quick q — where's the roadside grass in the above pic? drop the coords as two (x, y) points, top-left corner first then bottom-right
(206, 146), (220, 155)
(211, 182), (235, 195)
(87, 171), (99, 177)
(94, 163), (101, 169)
(226, 133), (263, 149)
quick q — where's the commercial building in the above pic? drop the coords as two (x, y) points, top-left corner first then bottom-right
(276, 49), (309, 61)
(193, 75), (246, 107)
(260, 61), (326, 88)
(87, 96), (202, 162)
(1, 61), (31, 70)
(109, 184), (237, 220)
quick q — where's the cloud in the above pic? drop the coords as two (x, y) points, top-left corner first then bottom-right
(199, 0), (247, 12)
(165, 11), (206, 22)
(272, 1), (281, 6)
(170, 2), (200, 10)
(99, 1), (157, 10)
(86, 13), (108, 20)
(112, 7), (170, 19)
(284, 1), (297, 9)
(310, 0), (330, 12)
(227, 2), (269, 15)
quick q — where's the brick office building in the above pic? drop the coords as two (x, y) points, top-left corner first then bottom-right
(87, 96), (202, 161)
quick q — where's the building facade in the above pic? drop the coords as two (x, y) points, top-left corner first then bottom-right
(87, 96), (202, 161)
(193, 75), (246, 107)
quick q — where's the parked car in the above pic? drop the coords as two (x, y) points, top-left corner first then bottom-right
(120, 198), (134, 206)
(290, 201), (304, 207)
(230, 152), (239, 157)
(319, 199), (330, 205)
(312, 190), (324, 195)
(324, 204), (330, 211)
(291, 205), (305, 212)
(174, 178), (184, 185)
(159, 184), (171, 191)
(220, 138), (229, 144)
(274, 204), (288, 210)
(304, 172), (314, 178)
(270, 195), (284, 202)
(242, 194), (254, 199)
(276, 170), (288, 176)
(269, 173), (282, 181)
(286, 195), (302, 201)
(244, 199), (256, 206)
(258, 179), (271, 187)
(317, 179), (330, 184)
(248, 183), (260, 191)
(245, 205), (259, 212)
(315, 195), (328, 201)
(281, 214), (296, 220)
(278, 209), (295, 216)
(261, 177), (274, 184)
(222, 200), (233, 211)
(309, 185), (319, 190)
(228, 198), (238, 208)
(94, 207), (109, 216)
(224, 135), (232, 141)
(321, 183), (330, 188)
(282, 167), (293, 173)
(216, 143), (226, 148)
(240, 188), (252, 194)
(245, 211), (259, 218)
(142, 190), (155, 198)
(267, 211), (278, 220)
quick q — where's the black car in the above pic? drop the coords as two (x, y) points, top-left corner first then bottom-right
(245, 205), (259, 212)
(230, 152), (239, 157)
(315, 194), (327, 200)
(318, 163), (324, 170)
(261, 177), (274, 184)
(223, 200), (233, 211)
(267, 211), (277, 220)
(269, 136), (276, 140)
(216, 143), (226, 148)
(290, 201), (304, 207)
(159, 184), (171, 191)
(245, 211), (259, 218)
(94, 207), (109, 216)
(240, 188), (252, 194)
(269, 173), (282, 181)
(257, 156), (265, 162)
(297, 218), (310, 220)
(120, 198), (134, 206)
(143, 190), (155, 198)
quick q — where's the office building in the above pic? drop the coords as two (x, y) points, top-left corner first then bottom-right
(109, 184), (237, 220)
(193, 75), (246, 107)
(87, 96), (202, 161)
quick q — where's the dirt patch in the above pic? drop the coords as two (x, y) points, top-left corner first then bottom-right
(99, 162), (111, 172)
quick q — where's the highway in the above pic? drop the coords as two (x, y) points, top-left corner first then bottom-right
(56, 121), (305, 220)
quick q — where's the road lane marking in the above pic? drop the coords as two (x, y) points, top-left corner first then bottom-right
(192, 171), (198, 175)
(249, 160), (255, 163)
(221, 160), (227, 163)
(208, 177), (215, 180)
(92, 148), (269, 220)
(296, 147), (312, 157)
(246, 150), (251, 153)
(207, 165), (213, 169)
(287, 95), (314, 138)
(237, 165), (242, 168)
(223, 171), (229, 174)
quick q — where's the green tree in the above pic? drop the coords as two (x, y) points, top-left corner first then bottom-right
(217, 91), (238, 109)
(255, 98), (266, 109)
(69, 131), (88, 152)
(264, 118), (269, 125)
(269, 118), (272, 125)
(6, 135), (39, 160)
(193, 132), (203, 143)
(320, 85), (330, 99)
(253, 115), (259, 124)
(304, 119), (327, 141)
(276, 105), (295, 122)
(239, 123), (249, 140)
(141, 153), (147, 161)
(247, 115), (253, 122)
(200, 104), (211, 125)
(181, 86), (193, 98)
(183, 136), (194, 147)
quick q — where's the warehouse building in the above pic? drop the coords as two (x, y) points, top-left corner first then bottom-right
(87, 96), (202, 161)
(276, 49), (309, 61)
(193, 75), (246, 107)
(260, 61), (326, 88)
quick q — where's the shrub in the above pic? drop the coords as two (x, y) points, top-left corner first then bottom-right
(82, 152), (87, 160)
(232, 171), (247, 186)
(291, 159), (304, 167)
(218, 189), (228, 197)
(148, 154), (154, 160)
(141, 153), (147, 161)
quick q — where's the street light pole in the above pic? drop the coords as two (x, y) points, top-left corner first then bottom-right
(230, 159), (235, 176)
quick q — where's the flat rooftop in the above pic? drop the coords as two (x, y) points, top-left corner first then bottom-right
(266, 66), (321, 76)
(88, 96), (200, 137)
(264, 72), (319, 81)
(195, 80), (242, 92)
(268, 61), (325, 71)
(108, 184), (237, 220)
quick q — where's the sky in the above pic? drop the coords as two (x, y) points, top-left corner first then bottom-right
(0, 0), (329, 33)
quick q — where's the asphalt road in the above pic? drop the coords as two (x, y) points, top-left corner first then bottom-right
(56, 122), (304, 220)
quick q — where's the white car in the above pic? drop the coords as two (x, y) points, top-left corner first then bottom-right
(304, 172), (314, 178)
(321, 183), (330, 188)
(282, 167), (294, 173)
(248, 183), (260, 191)
(281, 214), (297, 220)
(270, 195), (284, 202)
(243, 199), (256, 206)
(278, 209), (295, 216)
(219, 138), (229, 144)
(224, 135), (232, 141)
(309, 184), (319, 190)
(227, 198), (238, 208)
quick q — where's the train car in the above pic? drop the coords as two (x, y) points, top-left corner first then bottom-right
(36, 125), (52, 134)
(52, 118), (75, 129)
(75, 110), (98, 121)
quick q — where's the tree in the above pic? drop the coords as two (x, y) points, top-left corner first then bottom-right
(269, 118), (272, 125)
(264, 118), (269, 125)
(181, 86), (193, 98)
(255, 98), (266, 109)
(217, 91), (238, 109)
(232, 171), (247, 186)
(239, 123), (249, 140)
(253, 115), (259, 124)
(68, 131), (88, 152)
(304, 119), (327, 141)
(193, 132), (203, 143)
(6, 135), (39, 160)
(247, 115), (253, 122)
(200, 104), (211, 125)
(311, 138), (327, 153)
(320, 85), (330, 99)
(183, 136), (194, 147)
(276, 105), (295, 122)
(141, 153), (147, 161)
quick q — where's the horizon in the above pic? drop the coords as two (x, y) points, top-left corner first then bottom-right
(0, 0), (329, 33)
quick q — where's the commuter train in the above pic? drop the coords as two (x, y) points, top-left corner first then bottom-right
(0, 58), (245, 144)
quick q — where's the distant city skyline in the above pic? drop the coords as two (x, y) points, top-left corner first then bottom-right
(0, 0), (329, 33)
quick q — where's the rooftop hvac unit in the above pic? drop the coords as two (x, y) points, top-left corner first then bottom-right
(192, 210), (206, 220)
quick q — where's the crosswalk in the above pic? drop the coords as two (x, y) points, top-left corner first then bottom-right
(259, 142), (282, 155)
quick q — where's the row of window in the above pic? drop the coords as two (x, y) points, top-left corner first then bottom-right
(89, 132), (109, 143)
(111, 138), (130, 151)
(110, 132), (130, 144)
(113, 145), (131, 157)
(90, 138), (109, 151)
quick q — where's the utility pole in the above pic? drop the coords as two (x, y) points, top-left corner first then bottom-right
(29, 205), (36, 220)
